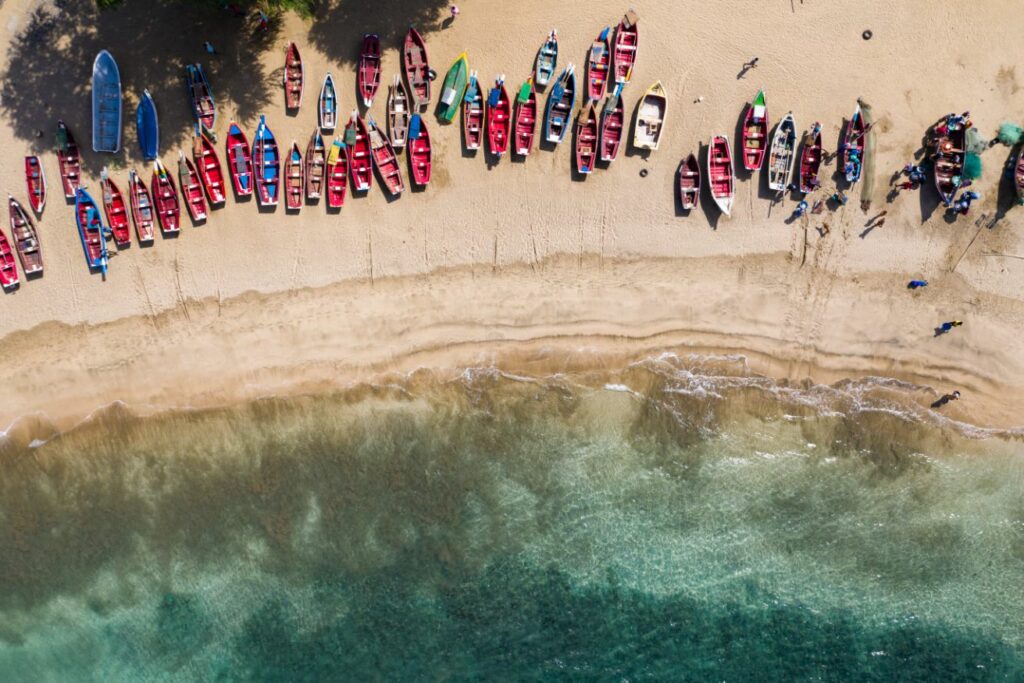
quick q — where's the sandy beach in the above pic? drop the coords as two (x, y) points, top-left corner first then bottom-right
(1, 0), (1023, 431)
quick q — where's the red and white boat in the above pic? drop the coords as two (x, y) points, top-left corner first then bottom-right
(0, 221), (17, 289)
(192, 129), (226, 205)
(305, 129), (326, 200)
(462, 71), (484, 151)
(152, 159), (181, 235)
(707, 134), (735, 217)
(8, 196), (42, 277)
(798, 122), (823, 194)
(513, 79), (537, 157)
(408, 115), (431, 187)
(403, 27), (431, 111)
(100, 168), (132, 247)
(611, 10), (638, 86)
(128, 170), (155, 243)
(742, 90), (768, 171)
(178, 152), (207, 222)
(575, 102), (598, 174)
(367, 117), (404, 196)
(284, 42), (303, 110)
(56, 120), (81, 199)
(345, 111), (373, 193)
(586, 27), (611, 101)
(357, 33), (382, 108)
(24, 156), (46, 214)
(284, 141), (304, 211)
(226, 122), (253, 197)
(486, 76), (511, 158)
(599, 89), (624, 162)
(326, 139), (348, 209)
(678, 153), (700, 211)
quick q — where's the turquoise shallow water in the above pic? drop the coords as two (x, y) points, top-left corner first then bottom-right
(0, 355), (1022, 680)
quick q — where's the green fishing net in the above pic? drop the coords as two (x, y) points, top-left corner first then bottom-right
(963, 153), (982, 179)
(997, 122), (1022, 145)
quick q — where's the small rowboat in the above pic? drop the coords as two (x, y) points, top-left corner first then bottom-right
(742, 89), (768, 171)
(184, 63), (216, 132)
(192, 128), (226, 205)
(599, 88), (624, 162)
(8, 196), (42, 277)
(933, 124), (964, 205)
(463, 71), (484, 151)
(611, 10), (638, 85)
(1016, 147), (1024, 205)
(319, 73), (337, 130)
(128, 170), (155, 243)
(74, 188), (109, 273)
(543, 64), (576, 144)
(408, 115), (431, 187)
(368, 117), (404, 196)
(325, 139), (348, 209)
(486, 76), (511, 158)
(767, 112), (797, 192)
(225, 122), (253, 197)
(358, 33), (382, 108)
(388, 75), (411, 149)
(284, 142), (304, 211)
(100, 168), (131, 246)
(438, 52), (469, 124)
(575, 102), (598, 174)
(284, 42), (303, 110)
(253, 115), (280, 207)
(0, 222), (17, 288)
(92, 49), (122, 153)
(24, 156), (46, 214)
(798, 122), (823, 194)
(586, 27), (611, 102)
(56, 121), (82, 199)
(513, 79), (537, 157)
(843, 104), (866, 184)
(678, 153), (700, 211)
(708, 134), (735, 217)
(534, 30), (558, 88)
(178, 152), (207, 222)
(345, 111), (374, 192)
(403, 27), (431, 111)
(633, 81), (666, 151)
(305, 130), (326, 200)
(151, 159), (181, 235)
(136, 89), (159, 161)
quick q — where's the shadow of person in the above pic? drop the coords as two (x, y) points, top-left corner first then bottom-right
(441, 17), (455, 30)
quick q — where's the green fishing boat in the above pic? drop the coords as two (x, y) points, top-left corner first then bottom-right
(437, 51), (469, 123)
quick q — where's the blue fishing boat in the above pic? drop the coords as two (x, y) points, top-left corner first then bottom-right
(543, 64), (576, 144)
(92, 50), (122, 153)
(74, 188), (109, 273)
(253, 115), (280, 207)
(136, 89), (159, 161)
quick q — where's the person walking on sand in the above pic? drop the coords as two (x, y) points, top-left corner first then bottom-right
(930, 390), (960, 409)
(791, 200), (808, 219)
(204, 41), (216, 55)
(450, 5), (460, 19)
(908, 280), (928, 289)
(745, 57), (759, 68)
(935, 320), (963, 336)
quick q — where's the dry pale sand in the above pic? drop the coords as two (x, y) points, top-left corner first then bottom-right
(0, 0), (1022, 431)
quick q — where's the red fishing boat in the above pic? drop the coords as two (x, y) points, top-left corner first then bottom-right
(678, 153), (700, 210)
(8, 196), (42, 277)
(326, 139), (348, 209)
(367, 117), (404, 196)
(599, 90), (624, 162)
(463, 71), (484, 151)
(358, 33), (382, 108)
(408, 115), (431, 187)
(487, 76), (511, 157)
(345, 111), (374, 193)
(403, 27), (431, 111)
(56, 120), (81, 199)
(225, 121), (253, 197)
(193, 129), (226, 205)
(0, 222), (17, 289)
(798, 122), (823, 194)
(284, 42), (303, 110)
(575, 102), (598, 174)
(305, 130), (326, 200)
(100, 168), (132, 247)
(708, 134), (735, 217)
(128, 170), (155, 243)
(284, 142), (304, 211)
(742, 90), (768, 171)
(152, 159), (181, 234)
(24, 156), (46, 214)
(513, 79), (537, 157)
(586, 27), (611, 101)
(611, 10), (638, 86)
(178, 152), (207, 222)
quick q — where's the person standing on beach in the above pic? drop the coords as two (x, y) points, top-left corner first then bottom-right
(930, 391), (961, 408)
(450, 5), (460, 19)
(908, 280), (928, 289)
(935, 320), (963, 335)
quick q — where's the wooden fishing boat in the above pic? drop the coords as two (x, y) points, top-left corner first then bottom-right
(843, 104), (866, 184)
(151, 160), (181, 235)
(319, 73), (337, 130)
(185, 63), (216, 131)
(933, 124), (965, 205)
(100, 168), (132, 246)
(8, 196), (42, 277)
(284, 142), (304, 211)
(192, 128), (226, 205)
(345, 111), (374, 192)
(367, 117), (404, 196)
(358, 33), (382, 108)
(284, 42), (303, 110)
(742, 90), (768, 171)
(707, 134), (735, 217)
(24, 156), (46, 214)
(513, 79), (537, 157)
(599, 88), (624, 162)
(92, 49), (122, 153)
(486, 76), (511, 157)
(0, 223), (17, 288)
(767, 112), (797, 192)
(136, 89), (159, 161)
(586, 27), (611, 102)
(534, 30), (558, 88)
(543, 64), (576, 144)
(178, 152), (207, 222)
(403, 27), (431, 111)
(56, 121), (82, 199)
(575, 102), (598, 174)
(253, 115), (280, 207)
(1016, 146), (1024, 205)
(408, 115), (431, 187)
(798, 122), (823, 194)
(225, 122), (253, 197)
(463, 71), (484, 151)
(611, 10), (638, 85)
(388, 75), (411, 149)
(633, 81), (666, 151)
(128, 170), (155, 243)
(305, 130), (326, 200)
(74, 188), (109, 272)
(678, 153), (700, 211)
(325, 139), (348, 209)
(438, 52), (469, 124)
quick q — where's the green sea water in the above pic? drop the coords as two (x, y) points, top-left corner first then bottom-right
(1, 354), (1022, 680)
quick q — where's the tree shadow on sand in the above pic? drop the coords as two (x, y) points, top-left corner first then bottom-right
(306, 0), (449, 67)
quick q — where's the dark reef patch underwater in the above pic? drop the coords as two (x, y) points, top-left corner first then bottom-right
(0, 355), (1022, 680)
